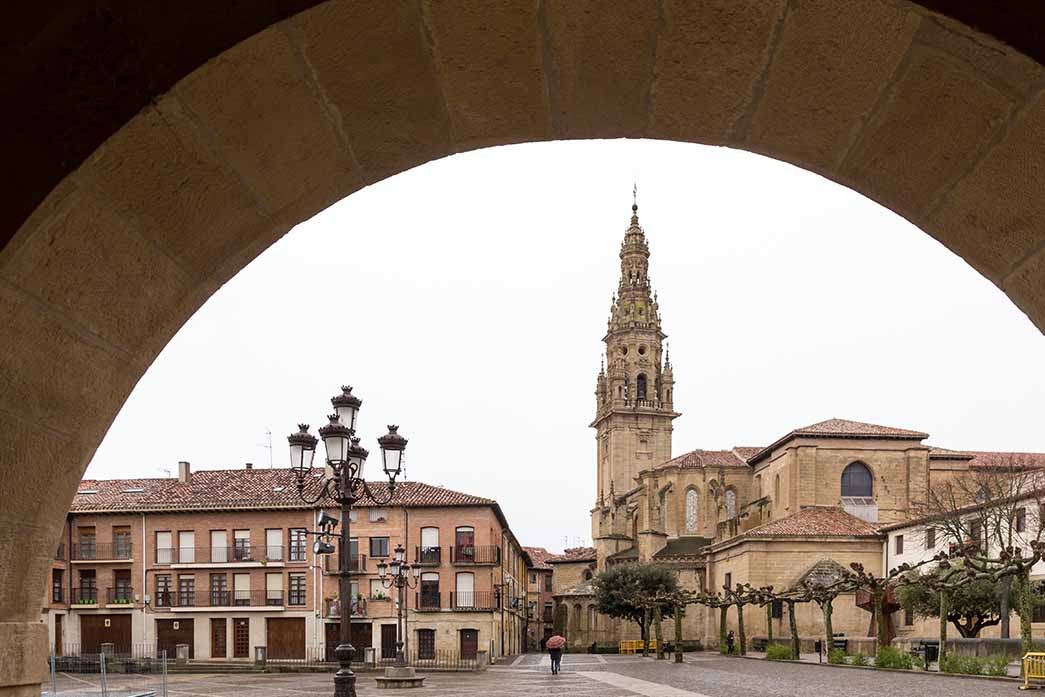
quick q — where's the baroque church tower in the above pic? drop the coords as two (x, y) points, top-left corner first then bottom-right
(591, 201), (680, 547)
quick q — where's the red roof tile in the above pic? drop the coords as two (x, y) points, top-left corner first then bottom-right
(73, 468), (495, 513)
(546, 546), (597, 563)
(647, 449), (748, 473)
(748, 419), (929, 465)
(966, 451), (1045, 470)
(524, 546), (554, 570)
(741, 506), (880, 539)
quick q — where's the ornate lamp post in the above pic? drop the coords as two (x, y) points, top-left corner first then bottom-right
(289, 385), (408, 697)
(376, 544), (421, 665)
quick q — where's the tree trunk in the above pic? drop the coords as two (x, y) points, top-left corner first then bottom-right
(642, 607), (651, 657)
(766, 604), (774, 645)
(736, 602), (747, 656)
(719, 605), (728, 655)
(654, 605), (665, 660)
(1000, 574), (1012, 639)
(873, 586), (887, 656)
(823, 598), (834, 654)
(1016, 570), (1033, 656)
(674, 603), (684, 663)
(787, 600), (800, 660)
(938, 589), (948, 667)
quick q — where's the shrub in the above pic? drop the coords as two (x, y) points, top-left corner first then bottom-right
(766, 644), (793, 661)
(940, 654), (986, 675)
(911, 654), (925, 670)
(985, 656), (1010, 677)
(875, 646), (913, 670)
(827, 648), (847, 665)
(850, 653), (869, 667)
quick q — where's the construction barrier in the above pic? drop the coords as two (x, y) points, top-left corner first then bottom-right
(1021, 652), (1045, 690)
(619, 640), (658, 655)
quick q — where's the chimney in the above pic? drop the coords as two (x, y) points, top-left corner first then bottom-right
(177, 461), (191, 484)
(245, 462), (253, 470)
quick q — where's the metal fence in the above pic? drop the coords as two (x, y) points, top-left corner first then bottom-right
(264, 646), (481, 671)
(45, 649), (167, 697)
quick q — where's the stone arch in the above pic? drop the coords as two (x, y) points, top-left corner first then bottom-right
(724, 488), (738, 520)
(3, 4), (1045, 691)
(841, 461), (874, 498)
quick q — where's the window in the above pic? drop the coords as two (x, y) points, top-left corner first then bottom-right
(370, 537), (390, 558)
(211, 530), (228, 563)
(420, 573), (440, 609)
(455, 572), (475, 607)
(895, 535), (904, 555)
(233, 573), (250, 605)
(369, 508), (389, 523)
(178, 575), (195, 607)
(417, 629), (436, 660)
(583, 569), (593, 581)
(266, 529), (283, 561)
(156, 574), (172, 607)
(52, 569), (64, 603)
(1034, 602), (1045, 624)
(455, 527), (475, 562)
(113, 527), (132, 558)
(370, 579), (388, 600)
(636, 373), (647, 400)
(79, 569), (97, 602)
(904, 605), (914, 626)
(233, 530), (250, 560)
(178, 531), (195, 564)
(724, 572), (732, 593)
(420, 527), (440, 563)
(1017, 508), (1027, 533)
(925, 527), (936, 549)
(771, 600), (783, 619)
(266, 573), (283, 605)
(78, 528), (97, 560)
(156, 531), (173, 564)
(544, 574), (552, 592)
(290, 528), (307, 561)
(841, 462), (873, 497)
(969, 521), (983, 551)
(659, 488), (669, 529)
(210, 573), (228, 606)
(543, 602), (553, 622)
(685, 489), (700, 533)
(289, 573), (306, 606)
(774, 474), (781, 505)
(349, 509), (358, 522)
(724, 490), (737, 519)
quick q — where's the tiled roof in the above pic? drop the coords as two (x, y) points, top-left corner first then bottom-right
(72, 468), (495, 513)
(524, 546), (554, 570)
(605, 546), (639, 561)
(647, 448), (748, 473)
(653, 536), (712, 559)
(732, 447), (764, 461)
(748, 419), (929, 465)
(740, 506), (880, 539)
(927, 446), (975, 460)
(546, 546), (597, 564)
(967, 451), (1045, 470)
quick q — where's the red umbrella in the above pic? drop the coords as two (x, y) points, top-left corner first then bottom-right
(546, 635), (566, 649)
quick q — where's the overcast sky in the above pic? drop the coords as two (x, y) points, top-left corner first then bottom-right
(85, 139), (1045, 554)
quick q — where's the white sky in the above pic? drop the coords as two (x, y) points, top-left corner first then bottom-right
(86, 139), (1045, 554)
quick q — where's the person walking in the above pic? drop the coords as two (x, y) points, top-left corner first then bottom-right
(546, 634), (566, 674)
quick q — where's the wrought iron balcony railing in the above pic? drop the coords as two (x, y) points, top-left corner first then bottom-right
(415, 591), (441, 611)
(450, 545), (500, 565)
(71, 542), (133, 561)
(155, 545), (287, 565)
(415, 546), (441, 565)
(449, 591), (499, 611)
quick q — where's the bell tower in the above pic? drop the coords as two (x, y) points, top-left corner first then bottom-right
(591, 199), (680, 511)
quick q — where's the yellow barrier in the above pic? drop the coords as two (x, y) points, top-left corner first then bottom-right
(618, 640), (658, 655)
(1021, 652), (1045, 690)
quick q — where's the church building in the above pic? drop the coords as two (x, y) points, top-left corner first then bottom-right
(552, 200), (1045, 651)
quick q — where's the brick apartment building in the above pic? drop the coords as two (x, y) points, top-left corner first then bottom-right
(522, 547), (554, 650)
(43, 462), (531, 662)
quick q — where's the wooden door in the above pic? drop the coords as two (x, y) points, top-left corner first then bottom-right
(54, 615), (63, 656)
(156, 618), (194, 659)
(80, 615), (132, 654)
(266, 618), (305, 660)
(380, 624), (397, 660)
(233, 618), (249, 658)
(460, 628), (478, 659)
(210, 618), (226, 658)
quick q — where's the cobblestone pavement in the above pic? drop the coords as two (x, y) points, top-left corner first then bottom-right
(44, 653), (1023, 696)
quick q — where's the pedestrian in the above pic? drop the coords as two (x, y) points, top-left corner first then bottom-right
(726, 631), (735, 655)
(546, 634), (566, 674)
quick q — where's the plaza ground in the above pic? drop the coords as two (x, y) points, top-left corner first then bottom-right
(43, 653), (1024, 696)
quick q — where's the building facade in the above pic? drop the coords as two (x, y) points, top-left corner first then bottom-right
(522, 547), (554, 651)
(556, 201), (1045, 651)
(43, 463), (530, 662)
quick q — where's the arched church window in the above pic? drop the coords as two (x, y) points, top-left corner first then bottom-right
(658, 488), (668, 530)
(685, 489), (699, 533)
(636, 374), (647, 400)
(724, 489), (737, 519)
(841, 462), (873, 498)
(774, 474), (781, 504)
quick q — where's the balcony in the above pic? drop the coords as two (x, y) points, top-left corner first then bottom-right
(71, 542), (133, 562)
(449, 591), (499, 611)
(450, 545), (500, 565)
(322, 553), (367, 575)
(156, 545), (287, 566)
(107, 587), (134, 605)
(324, 598), (367, 618)
(415, 546), (441, 566)
(153, 589), (289, 609)
(70, 587), (99, 605)
(415, 591), (441, 611)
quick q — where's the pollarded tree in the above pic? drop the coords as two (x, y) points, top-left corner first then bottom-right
(898, 567), (1002, 638)
(593, 563), (679, 641)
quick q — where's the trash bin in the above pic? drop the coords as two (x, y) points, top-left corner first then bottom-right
(924, 643), (939, 663)
(254, 646), (267, 666)
(176, 644), (190, 665)
(363, 647), (376, 666)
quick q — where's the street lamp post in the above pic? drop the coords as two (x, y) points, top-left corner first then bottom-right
(289, 386), (407, 697)
(376, 544), (420, 666)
